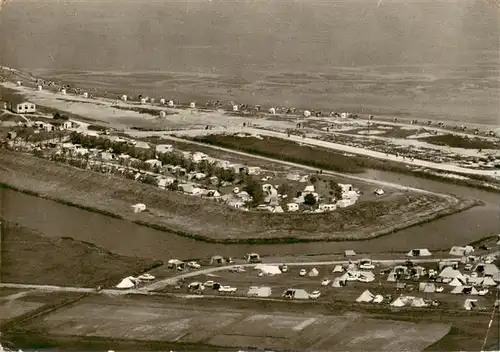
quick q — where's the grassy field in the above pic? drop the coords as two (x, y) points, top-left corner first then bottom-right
(0, 221), (161, 287)
(421, 134), (500, 150)
(0, 151), (474, 244)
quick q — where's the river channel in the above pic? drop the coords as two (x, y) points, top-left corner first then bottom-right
(1, 169), (499, 261)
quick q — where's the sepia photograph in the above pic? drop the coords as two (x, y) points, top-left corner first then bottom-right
(0, 0), (499, 351)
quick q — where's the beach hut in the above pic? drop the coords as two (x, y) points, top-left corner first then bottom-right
(356, 290), (375, 303)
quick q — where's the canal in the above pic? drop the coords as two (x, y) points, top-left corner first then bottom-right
(0, 169), (498, 261)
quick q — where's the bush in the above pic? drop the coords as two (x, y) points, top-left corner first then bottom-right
(304, 193), (317, 206)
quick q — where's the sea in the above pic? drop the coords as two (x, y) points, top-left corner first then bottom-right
(0, 0), (498, 126)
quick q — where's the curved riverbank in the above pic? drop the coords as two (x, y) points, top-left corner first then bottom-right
(0, 151), (480, 244)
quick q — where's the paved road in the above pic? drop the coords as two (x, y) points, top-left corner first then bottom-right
(154, 127), (499, 177)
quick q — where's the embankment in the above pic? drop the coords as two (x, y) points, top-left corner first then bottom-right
(0, 150), (480, 244)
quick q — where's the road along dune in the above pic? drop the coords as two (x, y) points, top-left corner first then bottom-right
(0, 151), (479, 244)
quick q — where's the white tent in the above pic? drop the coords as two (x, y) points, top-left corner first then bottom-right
(419, 282), (436, 293)
(449, 277), (466, 287)
(411, 297), (428, 308)
(254, 264), (282, 276)
(451, 286), (479, 295)
(449, 246), (474, 256)
(308, 268), (319, 277)
(116, 277), (136, 289)
(439, 267), (465, 280)
(464, 299), (479, 310)
(482, 277), (497, 286)
(390, 296), (407, 307)
(373, 295), (384, 304)
(356, 290), (375, 303)
(407, 248), (432, 257)
(387, 272), (397, 282)
(333, 265), (344, 273)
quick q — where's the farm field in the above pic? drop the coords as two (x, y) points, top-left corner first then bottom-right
(17, 295), (452, 352)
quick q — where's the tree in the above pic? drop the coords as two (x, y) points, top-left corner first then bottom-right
(304, 193), (316, 206)
(243, 178), (264, 205)
(329, 180), (343, 200)
(309, 175), (318, 183)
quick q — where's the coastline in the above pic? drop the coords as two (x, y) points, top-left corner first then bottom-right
(0, 151), (481, 244)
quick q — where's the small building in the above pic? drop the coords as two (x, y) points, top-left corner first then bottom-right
(247, 286), (272, 298)
(245, 166), (261, 175)
(131, 203), (147, 213)
(156, 144), (173, 154)
(287, 203), (299, 212)
(8, 100), (36, 114)
(145, 159), (162, 169)
(318, 204), (337, 212)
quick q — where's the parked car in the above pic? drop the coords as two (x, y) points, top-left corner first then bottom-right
(204, 280), (216, 288)
(138, 273), (155, 281)
(309, 291), (321, 299)
(299, 269), (307, 277)
(321, 279), (331, 286)
(219, 285), (237, 294)
(187, 261), (201, 269)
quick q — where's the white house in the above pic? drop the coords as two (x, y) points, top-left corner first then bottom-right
(145, 159), (162, 168)
(9, 100), (36, 114)
(286, 203), (299, 212)
(246, 166), (261, 175)
(337, 199), (354, 208)
(156, 144), (173, 154)
(319, 204), (337, 212)
(339, 183), (353, 194)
